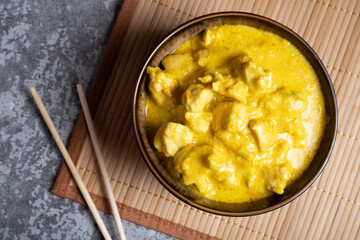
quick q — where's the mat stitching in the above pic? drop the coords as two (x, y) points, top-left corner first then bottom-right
(78, 164), (360, 206)
(210, 215), (278, 240)
(326, 65), (360, 79)
(338, 131), (360, 142)
(78, 166), (278, 239)
(309, 0), (360, 17)
(310, 186), (360, 205)
(149, 0), (195, 18)
(148, 0), (360, 20)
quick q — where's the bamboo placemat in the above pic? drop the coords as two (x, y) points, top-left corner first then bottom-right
(52, 0), (360, 239)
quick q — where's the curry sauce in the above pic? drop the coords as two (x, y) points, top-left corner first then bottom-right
(145, 25), (326, 203)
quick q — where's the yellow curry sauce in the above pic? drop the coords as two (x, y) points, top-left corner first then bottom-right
(145, 25), (326, 203)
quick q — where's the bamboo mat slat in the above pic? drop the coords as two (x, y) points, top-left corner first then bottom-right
(52, 0), (360, 239)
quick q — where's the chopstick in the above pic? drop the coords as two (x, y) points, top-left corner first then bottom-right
(30, 87), (112, 240)
(76, 84), (126, 240)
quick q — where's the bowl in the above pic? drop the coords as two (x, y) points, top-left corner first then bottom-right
(132, 12), (338, 216)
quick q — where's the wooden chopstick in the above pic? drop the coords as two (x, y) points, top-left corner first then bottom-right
(76, 84), (126, 240)
(30, 87), (112, 240)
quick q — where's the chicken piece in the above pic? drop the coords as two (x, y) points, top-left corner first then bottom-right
(174, 145), (214, 194)
(206, 144), (228, 171)
(265, 163), (294, 194)
(203, 28), (213, 47)
(284, 119), (307, 148)
(260, 91), (282, 111)
(198, 75), (213, 84)
(244, 63), (273, 93)
(253, 72), (273, 93)
(212, 102), (247, 132)
(175, 145), (211, 178)
(194, 47), (234, 70)
(215, 130), (257, 160)
(249, 119), (278, 152)
(261, 90), (308, 120)
(175, 143), (237, 192)
(195, 175), (215, 194)
(270, 141), (290, 164)
(202, 27), (226, 48)
(154, 122), (193, 157)
(245, 167), (259, 189)
(284, 94), (308, 117)
(207, 144), (236, 184)
(233, 58), (274, 94)
(182, 84), (214, 112)
(286, 148), (306, 169)
(185, 112), (212, 133)
(161, 52), (198, 82)
(212, 72), (248, 102)
(147, 67), (177, 107)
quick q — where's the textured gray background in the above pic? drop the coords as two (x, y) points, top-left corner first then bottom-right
(0, 1), (174, 239)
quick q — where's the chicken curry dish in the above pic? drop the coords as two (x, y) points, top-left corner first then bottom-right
(144, 25), (326, 203)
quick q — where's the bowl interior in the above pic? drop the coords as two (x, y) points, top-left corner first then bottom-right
(133, 12), (337, 216)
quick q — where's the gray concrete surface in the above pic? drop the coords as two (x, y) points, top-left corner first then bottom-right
(0, 1), (174, 239)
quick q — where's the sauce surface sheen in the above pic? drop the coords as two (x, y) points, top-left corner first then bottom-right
(145, 25), (326, 203)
